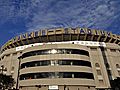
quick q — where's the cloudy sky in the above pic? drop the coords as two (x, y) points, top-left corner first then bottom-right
(0, 0), (120, 46)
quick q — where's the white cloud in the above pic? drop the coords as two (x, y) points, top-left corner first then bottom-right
(26, 0), (119, 32)
(0, 0), (120, 32)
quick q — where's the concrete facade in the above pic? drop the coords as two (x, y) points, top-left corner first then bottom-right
(0, 28), (120, 90)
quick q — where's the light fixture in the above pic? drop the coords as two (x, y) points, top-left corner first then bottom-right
(51, 49), (57, 54)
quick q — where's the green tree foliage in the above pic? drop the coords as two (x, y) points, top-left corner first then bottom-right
(0, 74), (15, 90)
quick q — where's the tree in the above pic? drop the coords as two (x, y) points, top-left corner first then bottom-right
(111, 77), (120, 90)
(0, 74), (15, 90)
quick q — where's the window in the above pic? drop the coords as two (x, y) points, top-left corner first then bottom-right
(42, 30), (46, 35)
(90, 47), (97, 51)
(11, 66), (14, 71)
(21, 60), (51, 69)
(58, 60), (71, 65)
(6, 54), (10, 57)
(116, 64), (120, 76)
(88, 86), (90, 89)
(58, 60), (91, 67)
(95, 63), (103, 79)
(64, 28), (69, 34)
(48, 30), (53, 33)
(56, 30), (61, 32)
(2, 56), (4, 59)
(95, 63), (100, 67)
(21, 60), (91, 69)
(96, 70), (102, 75)
(11, 66), (14, 75)
(74, 72), (94, 79)
(116, 64), (120, 69)
(22, 49), (89, 58)
(99, 80), (104, 84)
(13, 53), (17, 56)
(110, 49), (116, 52)
(20, 72), (94, 80)
(61, 72), (72, 78)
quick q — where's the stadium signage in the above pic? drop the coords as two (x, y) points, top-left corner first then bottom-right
(48, 85), (58, 89)
(78, 28), (111, 36)
(16, 41), (106, 51)
(3, 28), (113, 48)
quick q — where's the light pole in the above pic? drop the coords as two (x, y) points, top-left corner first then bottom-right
(16, 56), (22, 90)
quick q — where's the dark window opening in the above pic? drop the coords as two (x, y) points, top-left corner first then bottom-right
(20, 72), (94, 80)
(21, 60), (50, 69)
(116, 64), (120, 68)
(22, 49), (89, 58)
(110, 49), (116, 52)
(95, 63), (100, 67)
(96, 70), (102, 75)
(21, 60), (91, 69)
(90, 47), (97, 51)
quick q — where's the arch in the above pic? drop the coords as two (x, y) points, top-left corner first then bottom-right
(116, 64), (120, 69)
(95, 63), (100, 67)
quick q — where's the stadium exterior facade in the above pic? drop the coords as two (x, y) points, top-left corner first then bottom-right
(0, 27), (120, 90)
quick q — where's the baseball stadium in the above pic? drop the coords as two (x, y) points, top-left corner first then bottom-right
(0, 27), (120, 90)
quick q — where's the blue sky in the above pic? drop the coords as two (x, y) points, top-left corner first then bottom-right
(0, 0), (120, 46)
